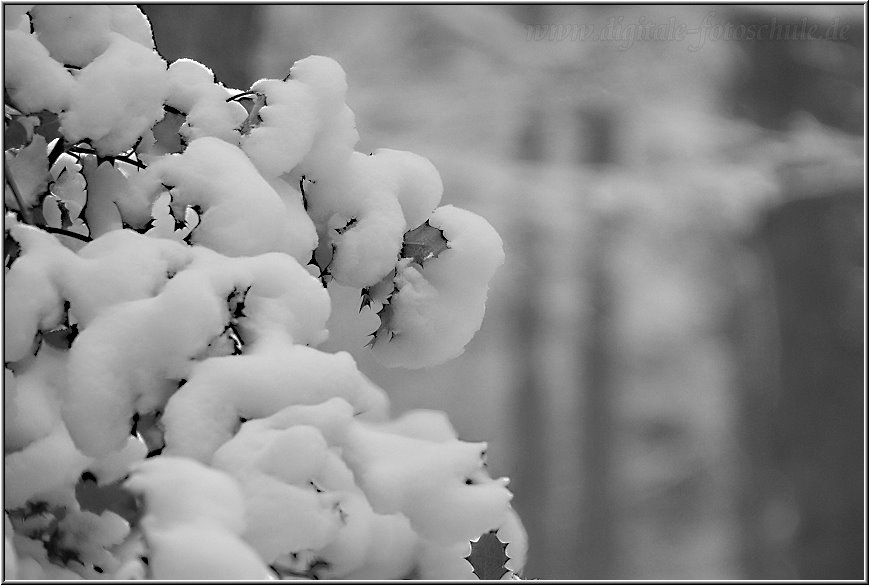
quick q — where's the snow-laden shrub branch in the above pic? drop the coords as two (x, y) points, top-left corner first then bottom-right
(3, 5), (524, 580)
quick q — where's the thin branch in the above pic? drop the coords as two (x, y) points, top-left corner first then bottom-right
(67, 146), (146, 169)
(225, 90), (259, 103)
(238, 93), (266, 135)
(4, 159), (34, 225)
(42, 226), (92, 243)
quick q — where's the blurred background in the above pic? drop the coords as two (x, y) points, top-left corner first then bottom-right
(142, 4), (865, 579)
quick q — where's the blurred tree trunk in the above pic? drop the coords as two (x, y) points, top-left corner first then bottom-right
(508, 223), (549, 578)
(576, 214), (617, 578)
(735, 187), (863, 578)
(574, 106), (619, 578)
(508, 107), (549, 578)
(141, 5), (261, 90)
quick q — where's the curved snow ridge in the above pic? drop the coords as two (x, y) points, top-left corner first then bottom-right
(125, 456), (273, 580)
(161, 341), (388, 463)
(372, 204), (505, 368)
(203, 399), (515, 577)
(165, 58), (248, 146)
(2, 227), (329, 458)
(310, 148), (445, 289)
(59, 33), (169, 156)
(131, 137), (317, 259)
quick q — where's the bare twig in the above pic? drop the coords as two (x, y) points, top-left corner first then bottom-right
(67, 146), (147, 169)
(225, 90), (259, 103)
(42, 226), (92, 243)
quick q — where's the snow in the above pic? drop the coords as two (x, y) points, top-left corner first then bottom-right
(498, 507), (528, 576)
(265, 176), (319, 264)
(131, 137), (309, 257)
(4, 425), (92, 509)
(369, 148), (445, 229)
(309, 148), (445, 288)
(3, 30), (75, 113)
(317, 493), (418, 579)
(60, 33), (168, 156)
(165, 59), (248, 145)
(4, 516), (18, 579)
(54, 509), (130, 573)
(86, 434), (149, 485)
(289, 55), (349, 117)
(3, 19), (518, 577)
(126, 456), (246, 530)
(29, 5), (154, 68)
(3, 4), (32, 31)
(371, 204), (505, 368)
(3, 346), (67, 452)
(125, 456), (272, 579)
(62, 254), (230, 456)
(416, 538), (477, 579)
(162, 342), (388, 462)
(66, 229), (193, 326)
(216, 424), (331, 485)
(343, 419), (513, 543)
(210, 403), (353, 562)
(231, 473), (342, 563)
(242, 78), (319, 177)
(331, 505), (419, 579)
(3, 222), (74, 362)
(299, 103), (360, 183)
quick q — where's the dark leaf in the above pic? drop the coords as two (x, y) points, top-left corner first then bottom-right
(228, 286), (251, 321)
(5, 231), (21, 269)
(335, 217), (357, 235)
(34, 110), (63, 143)
(6, 500), (52, 522)
(42, 323), (78, 350)
(134, 410), (166, 456)
(5, 133), (50, 209)
(359, 287), (372, 312)
(44, 527), (84, 567)
(5, 116), (30, 149)
(151, 110), (185, 155)
(465, 530), (510, 580)
(401, 221), (449, 266)
(366, 302), (396, 348)
(75, 475), (143, 526)
(58, 199), (74, 229)
(46, 137), (66, 166)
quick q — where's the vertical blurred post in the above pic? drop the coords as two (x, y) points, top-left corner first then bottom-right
(508, 106), (550, 578)
(576, 217), (617, 578)
(141, 5), (261, 90)
(737, 182), (863, 578)
(574, 106), (619, 578)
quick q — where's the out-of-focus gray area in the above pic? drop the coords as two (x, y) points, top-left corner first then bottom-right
(143, 5), (865, 579)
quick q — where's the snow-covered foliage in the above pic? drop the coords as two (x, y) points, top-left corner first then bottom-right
(3, 5), (522, 580)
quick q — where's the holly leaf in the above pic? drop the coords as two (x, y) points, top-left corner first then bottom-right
(465, 530), (510, 580)
(360, 287), (373, 312)
(401, 221), (448, 266)
(366, 302), (396, 348)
